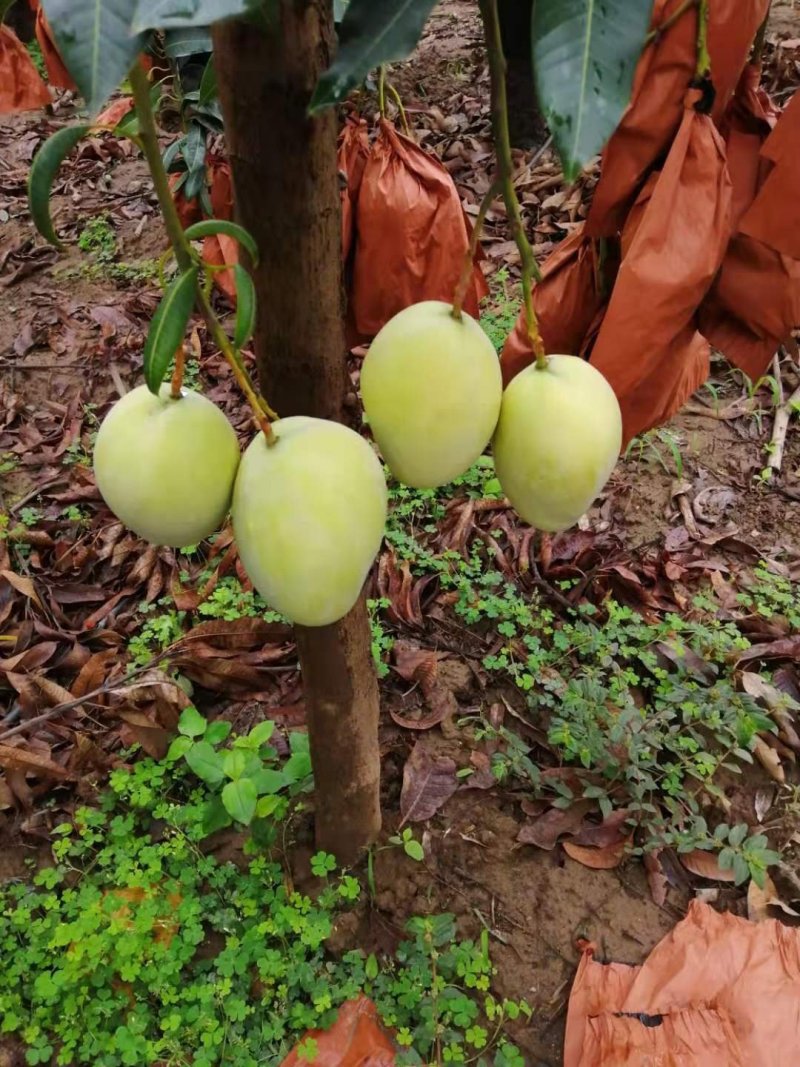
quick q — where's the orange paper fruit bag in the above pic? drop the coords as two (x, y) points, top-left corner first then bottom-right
(0, 24), (50, 113)
(589, 92), (732, 444)
(352, 118), (487, 339)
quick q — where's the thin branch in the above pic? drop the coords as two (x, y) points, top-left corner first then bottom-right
(645, 0), (697, 46)
(478, 0), (546, 367)
(128, 64), (276, 443)
(452, 178), (502, 320)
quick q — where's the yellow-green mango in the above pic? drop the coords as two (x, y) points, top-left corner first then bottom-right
(360, 300), (502, 488)
(93, 385), (240, 547)
(493, 356), (622, 531)
(232, 417), (387, 626)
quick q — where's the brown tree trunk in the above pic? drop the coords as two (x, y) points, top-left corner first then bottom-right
(213, 0), (381, 864)
(497, 0), (546, 149)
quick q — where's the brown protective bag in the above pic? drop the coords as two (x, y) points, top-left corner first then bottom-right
(699, 69), (800, 380)
(739, 91), (800, 260)
(202, 156), (237, 300)
(589, 91), (732, 444)
(279, 997), (395, 1067)
(352, 118), (488, 338)
(500, 226), (607, 385)
(33, 4), (76, 92)
(564, 900), (800, 1067)
(587, 0), (770, 238)
(0, 24), (50, 113)
(339, 116), (370, 263)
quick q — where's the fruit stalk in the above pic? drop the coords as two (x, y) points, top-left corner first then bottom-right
(170, 343), (186, 398)
(645, 0), (698, 46)
(451, 177), (502, 320)
(478, 0), (546, 368)
(696, 0), (711, 78)
(128, 63), (276, 444)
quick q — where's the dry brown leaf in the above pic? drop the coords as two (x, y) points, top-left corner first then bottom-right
(644, 849), (669, 906)
(0, 743), (70, 779)
(0, 570), (45, 611)
(400, 741), (458, 825)
(753, 736), (786, 783)
(517, 800), (593, 851)
(562, 837), (629, 870)
(680, 849), (736, 882)
(747, 873), (800, 923)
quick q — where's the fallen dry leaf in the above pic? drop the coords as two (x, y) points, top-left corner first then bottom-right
(747, 873), (800, 923)
(753, 736), (786, 783)
(680, 849), (736, 882)
(400, 741), (458, 825)
(562, 837), (629, 869)
(644, 849), (669, 906)
(517, 800), (593, 851)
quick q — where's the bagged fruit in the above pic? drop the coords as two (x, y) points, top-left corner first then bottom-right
(699, 66), (800, 380)
(0, 25), (50, 113)
(338, 115), (370, 263)
(589, 91), (732, 444)
(352, 118), (488, 338)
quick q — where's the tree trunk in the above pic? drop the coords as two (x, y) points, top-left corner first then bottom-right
(497, 0), (546, 149)
(213, 0), (382, 864)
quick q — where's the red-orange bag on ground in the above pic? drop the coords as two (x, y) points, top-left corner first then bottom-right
(500, 226), (608, 385)
(33, 5), (76, 92)
(740, 90), (800, 260)
(352, 118), (488, 338)
(587, 0), (769, 238)
(564, 900), (800, 1067)
(699, 68), (800, 380)
(589, 91), (732, 444)
(279, 997), (395, 1067)
(339, 116), (370, 263)
(0, 24), (50, 113)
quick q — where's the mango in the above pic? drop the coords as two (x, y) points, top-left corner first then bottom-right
(493, 356), (622, 531)
(360, 300), (502, 488)
(93, 385), (240, 547)
(232, 417), (387, 627)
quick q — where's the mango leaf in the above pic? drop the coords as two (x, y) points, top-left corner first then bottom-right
(28, 125), (90, 247)
(310, 0), (438, 114)
(132, 0), (264, 31)
(164, 26), (213, 57)
(222, 777), (257, 824)
(41, 0), (148, 115)
(532, 0), (653, 182)
(233, 264), (257, 349)
(143, 267), (199, 394)
(199, 56), (217, 106)
(184, 219), (259, 265)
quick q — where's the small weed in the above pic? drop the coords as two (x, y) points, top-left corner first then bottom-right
(0, 453), (18, 475)
(26, 41), (46, 79)
(68, 215), (160, 287)
(479, 269), (517, 353)
(368, 597), (394, 678)
(0, 720), (526, 1066)
(625, 426), (685, 477)
(18, 507), (42, 528)
(77, 215), (118, 261)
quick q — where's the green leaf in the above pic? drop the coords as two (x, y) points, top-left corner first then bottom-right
(531, 0), (653, 182)
(733, 854), (750, 885)
(199, 56), (217, 106)
(41, 1), (149, 115)
(132, 0), (263, 32)
(178, 705), (207, 738)
(222, 748), (247, 781)
(205, 720), (232, 745)
(143, 266), (198, 394)
(309, 0), (438, 114)
(222, 777), (257, 824)
(256, 794), (285, 819)
(284, 752), (312, 783)
(728, 823), (749, 848)
(202, 795), (232, 834)
(232, 264), (257, 350)
(365, 952), (378, 980)
(251, 768), (286, 796)
(185, 740), (225, 785)
(165, 735), (193, 763)
(404, 839), (424, 862)
(164, 26), (213, 57)
(247, 720), (275, 746)
(184, 219), (259, 265)
(28, 125), (91, 248)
